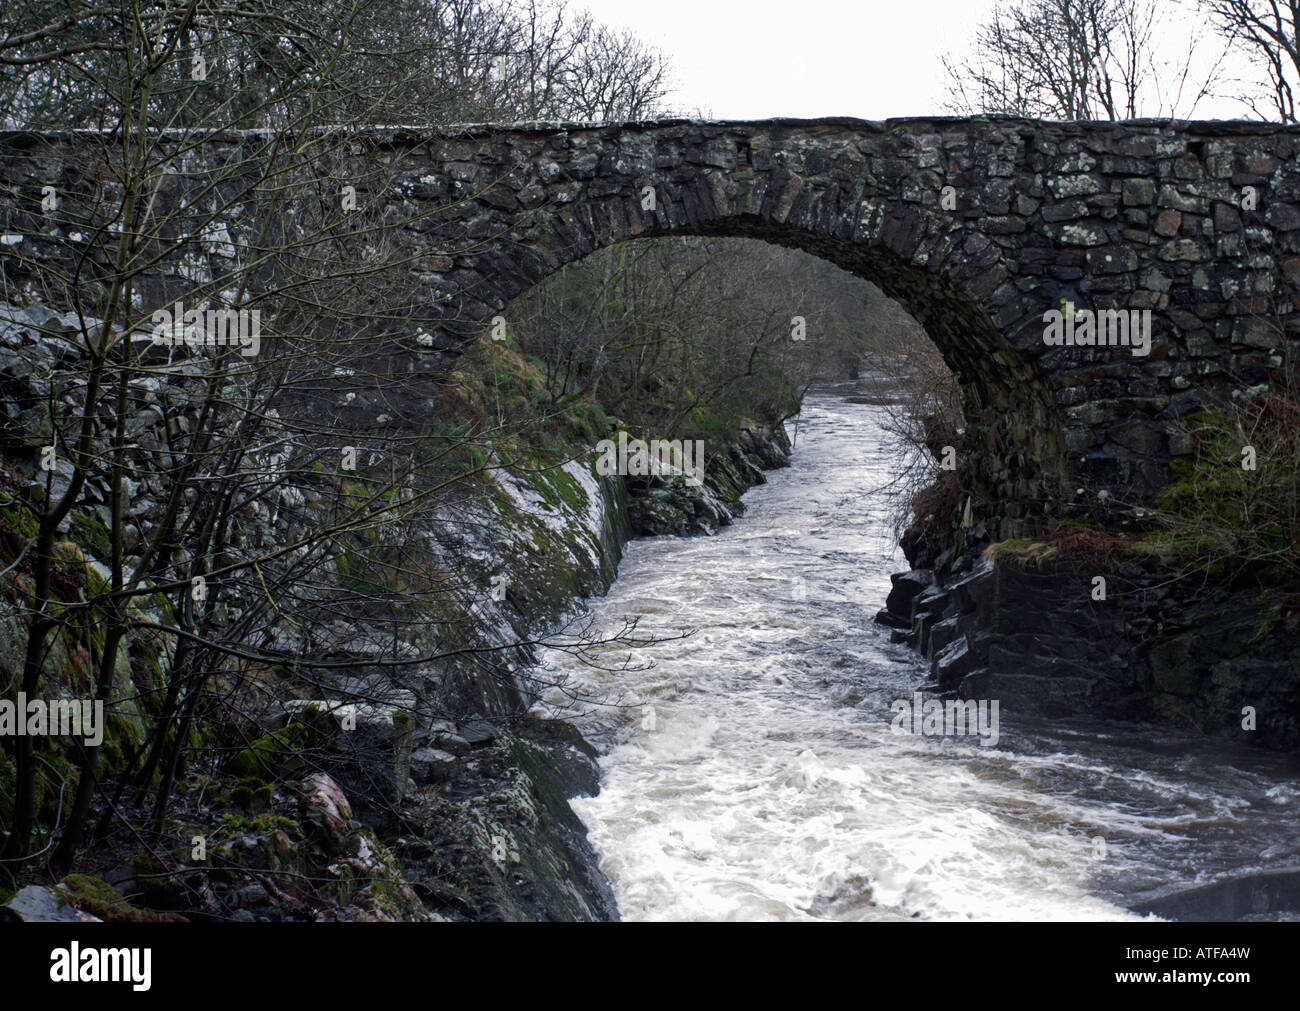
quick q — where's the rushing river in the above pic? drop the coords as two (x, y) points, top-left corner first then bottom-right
(536, 381), (1299, 922)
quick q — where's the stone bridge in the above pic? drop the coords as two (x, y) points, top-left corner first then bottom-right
(4, 117), (1299, 539)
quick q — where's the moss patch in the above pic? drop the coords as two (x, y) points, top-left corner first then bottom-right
(225, 724), (314, 779)
(57, 874), (188, 923)
(985, 526), (1137, 569)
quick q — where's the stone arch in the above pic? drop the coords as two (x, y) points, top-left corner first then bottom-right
(687, 215), (1070, 540)
(443, 139), (1072, 540)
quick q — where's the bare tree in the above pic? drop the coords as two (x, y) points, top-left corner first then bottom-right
(510, 237), (877, 447)
(0, 0), (675, 876)
(1198, 0), (1300, 121)
(557, 24), (673, 120)
(944, 0), (1219, 119)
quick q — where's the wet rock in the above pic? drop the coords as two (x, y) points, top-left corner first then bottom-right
(927, 616), (961, 658)
(410, 747), (458, 784)
(1131, 869), (1300, 922)
(948, 561), (995, 616)
(417, 719), (472, 756)
(283, 698), (415, 801)
(886, 568), (933, 616)
(432, 731), (471, 756)
(1, 885), (102, 923)
(299, 772), (354, 855)
(462, 720), (496, 747)
(910, 585), (951, 626)
(933, 636), (978, 687)
(393, 717), (615, 922)
(232, 883), (270, 908)
(874, 607), (911, 630)
(959, 667), (1096, 713)
(624, 423), (790, 537)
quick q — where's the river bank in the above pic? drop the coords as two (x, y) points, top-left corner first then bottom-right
(0, 309), (794, 921)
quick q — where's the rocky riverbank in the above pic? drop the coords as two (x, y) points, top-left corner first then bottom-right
(0, 303), (794, 921)
(877, 538), (1300, 751)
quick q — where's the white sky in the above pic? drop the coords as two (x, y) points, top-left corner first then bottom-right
(578, 0), (1263, 121)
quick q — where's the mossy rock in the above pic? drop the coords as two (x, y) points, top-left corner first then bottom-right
(96, 701), (148, 776)
(56, 874), (187, 923)
(0, 606), (28, 690)
(49, 540), (111, 598)
(225, 723), (315, 778)
(217, 811), (298, 835)
(34, 744), (79, 821)
(229, 776), (274, 812)
(70, 512), (111, 561)
(983, 538), (1059, 568)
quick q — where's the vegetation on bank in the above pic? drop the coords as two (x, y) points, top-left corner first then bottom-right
(0, 0), (692, 902)
(0, 313), (804, 918)
(981, 378), (1300, 599)
(1136, 390), (1300, 593)
(0, 349), (452, 914)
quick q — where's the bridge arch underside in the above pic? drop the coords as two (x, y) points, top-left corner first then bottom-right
(688, 216), (1070, 538)
(490, 212), (1072, 542)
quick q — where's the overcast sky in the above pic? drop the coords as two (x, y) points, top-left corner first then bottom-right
(579, 0), (1260, 122)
